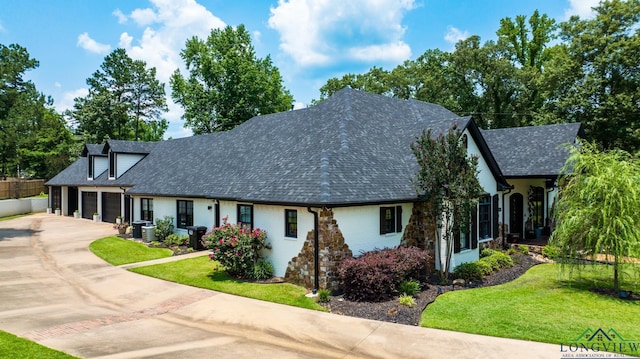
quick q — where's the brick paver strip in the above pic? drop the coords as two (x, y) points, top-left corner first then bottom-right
(22, 290), (214, 341)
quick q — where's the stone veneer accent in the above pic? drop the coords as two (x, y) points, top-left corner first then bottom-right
(400, 201), (437, 269)
(285, 208), (352, 292)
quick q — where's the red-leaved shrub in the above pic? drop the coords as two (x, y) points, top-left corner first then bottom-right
(337, 246), (431, 302)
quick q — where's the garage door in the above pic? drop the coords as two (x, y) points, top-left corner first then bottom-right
(102, 192), (121, 223)
(82, 192), (97, 219)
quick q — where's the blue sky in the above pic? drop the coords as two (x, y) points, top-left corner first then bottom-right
(1, 0), (598, 139)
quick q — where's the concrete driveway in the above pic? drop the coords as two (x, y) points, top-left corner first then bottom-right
(0, 213), (562, 358)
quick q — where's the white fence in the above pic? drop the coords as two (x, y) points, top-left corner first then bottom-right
(0, 198), (49, 218)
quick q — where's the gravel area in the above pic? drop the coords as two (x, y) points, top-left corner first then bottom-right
(321, 253), (542, 326)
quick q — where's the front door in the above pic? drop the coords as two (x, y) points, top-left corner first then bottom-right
(510, 193), (523, 238)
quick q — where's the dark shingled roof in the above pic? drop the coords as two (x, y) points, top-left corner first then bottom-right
(103, 140), (156, 154)
(48, 88), (508, 205)
(81, 144), (104, 157)
(481, 123), (583, 178)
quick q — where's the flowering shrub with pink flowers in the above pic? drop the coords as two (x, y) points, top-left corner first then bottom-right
(202, 219), (269, 278)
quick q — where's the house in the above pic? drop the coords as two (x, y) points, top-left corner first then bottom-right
(46, 88), (580, 291)
(482, 123), (583, 244)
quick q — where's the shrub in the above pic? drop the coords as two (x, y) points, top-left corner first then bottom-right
(317, 289), (331, 303)
(398, 280), (421, 297)
(250, 259), (274, 281)
(476, 260), (494, 276)
(452, 262), (483, 282)
(154, 216), (174, 242)
(399, 294), (415, 308)
(491, 251), (514, 269)
(203, 223), (268, 278)
(507, 247), (516, 255)
(479, 256), (501, 271)
(164, 233), (188, 246)
(542, 245), (559, 259)
(337, 246), (431, 302)
(480, 248), (495, 258)
(517, 245), (530, 255)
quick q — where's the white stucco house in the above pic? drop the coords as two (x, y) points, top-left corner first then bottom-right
(46, 88), (581, 290)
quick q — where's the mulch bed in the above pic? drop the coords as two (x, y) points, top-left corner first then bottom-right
(321, 253), (542, 326)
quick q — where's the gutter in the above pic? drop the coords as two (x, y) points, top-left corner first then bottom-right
(307, 207), (319, 294)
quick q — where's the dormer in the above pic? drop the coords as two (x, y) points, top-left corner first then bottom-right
(103, 140), (155, 180)
(82, 144), (108, 180)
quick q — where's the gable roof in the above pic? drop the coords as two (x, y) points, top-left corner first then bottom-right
(81, 144), (104, 157)
(48, 88), (509, 205)
(481, 123), (583, 178)
(103, 139), (156, 155)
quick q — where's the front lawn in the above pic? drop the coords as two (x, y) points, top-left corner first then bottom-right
(421, 263), (640, 353)
(89, 236), (173, 265)
(0, 330), (76, 358)
(130, 256), (325, 311)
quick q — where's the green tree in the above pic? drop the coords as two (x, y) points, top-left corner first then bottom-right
(69, 48), (167, 142)
(411, 126), (483, 278)
(0, 43), (38, 178)
(540, 0), (640, 151)
(551, 141), (640, 291)
(171, 25), (293, 134)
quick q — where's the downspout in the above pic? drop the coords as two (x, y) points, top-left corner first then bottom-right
(501, 187), (513, 250)
(307, 207), (319, 294)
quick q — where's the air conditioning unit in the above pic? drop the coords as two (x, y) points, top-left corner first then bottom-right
(142, 226), (156, 242)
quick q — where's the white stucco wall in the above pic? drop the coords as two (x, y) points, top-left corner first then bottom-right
(333, 203), (412, 256)
(0, 198), (48, 217)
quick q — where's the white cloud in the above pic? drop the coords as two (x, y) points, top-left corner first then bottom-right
(564, 0), (599, 20)
(55, 87), (89, 114)
(112, 9), (128, 24)
(444, 26), (470, 45)
(54, 82), (61, 88)
(77, 32), (111, 54)
(0, 21), (5, 33)
(268, 0), (417, 67)
(252, 30), (262, 45)
(113, 0), (225, 138)
(118, 0), (225, 84)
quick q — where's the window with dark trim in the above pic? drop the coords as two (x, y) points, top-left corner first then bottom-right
(479, 195), (491, 239)
(177, 200), (193, 229)
(141, 198), (154, 222)
(285, 209), (297, 238)
(237, 204), (253, 230)
(379, 206), (403, 234)
(531, 186), (544, 228)
(88, 156), (94, 179)
(109, 151), (116, 178)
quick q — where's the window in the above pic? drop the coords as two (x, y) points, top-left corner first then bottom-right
(379, 206), (403, 234)
(530, 186), (544, 228)
(479, 195), (491, 239)
(141, 198), (153, 222)
(88, 156), (94, 179)
(177, 200), (193, 229)
(285, 209), (297, 238)
(237, 204), (253, 230)
(109, 151), (116, 178)
(460, 232), (470, 250)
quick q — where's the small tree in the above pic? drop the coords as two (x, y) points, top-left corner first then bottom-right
(411, 125), (483, 279)
(551, 141), (640, 291)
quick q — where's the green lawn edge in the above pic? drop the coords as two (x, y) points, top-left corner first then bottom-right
(0, 330), (77, 359)
(129, 256), (325, 311)
(89, 236), (173, 266)
(421, 263), (640, 354)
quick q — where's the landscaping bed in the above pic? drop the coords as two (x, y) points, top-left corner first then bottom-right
(321, 253), (541, 326)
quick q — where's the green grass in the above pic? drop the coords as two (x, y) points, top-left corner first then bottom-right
(0, 213), (31, 221)
(0, 330), (77, 358)
(422, 263), (640, 353)
(130, 256), (325, 311)
(89, 236), (173, 265)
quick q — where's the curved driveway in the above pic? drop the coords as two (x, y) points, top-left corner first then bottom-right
(0, 214), (560, 358)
